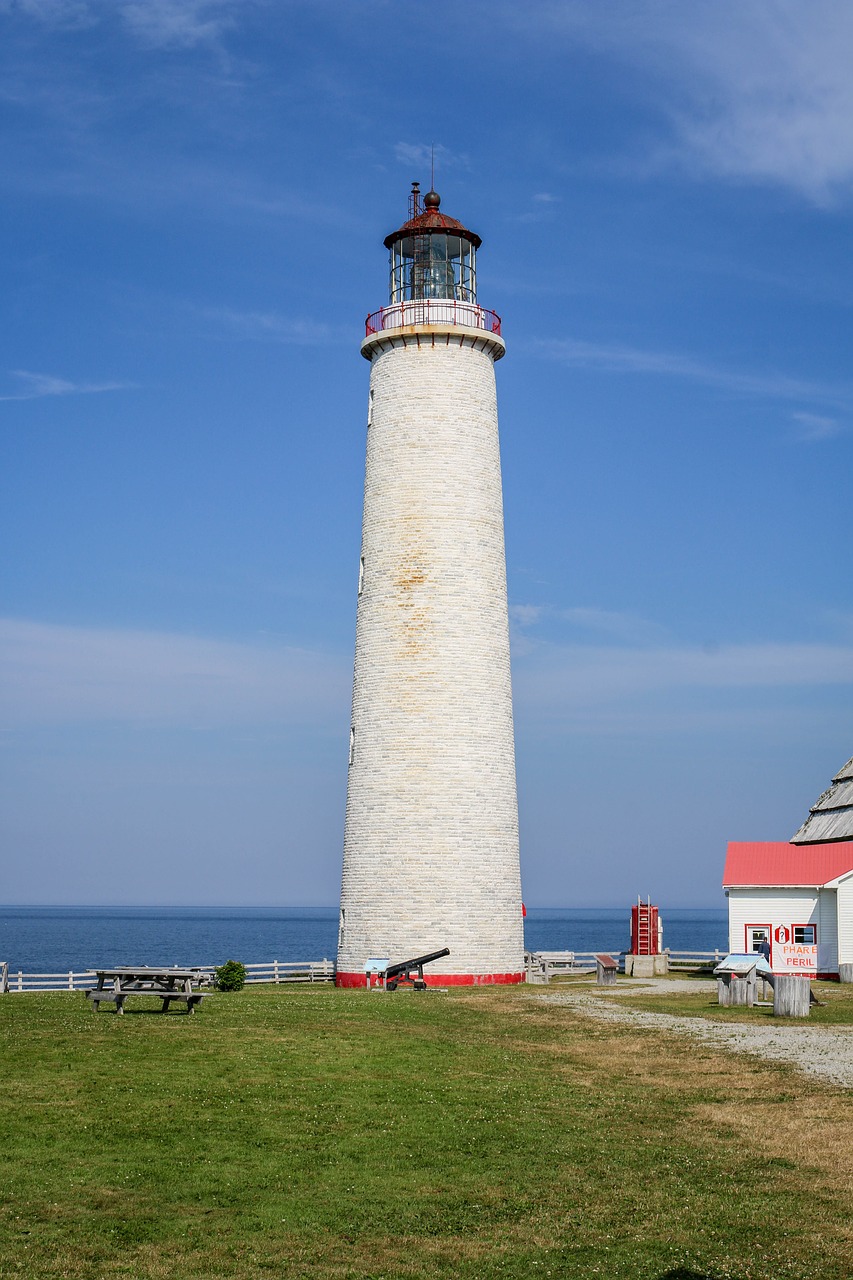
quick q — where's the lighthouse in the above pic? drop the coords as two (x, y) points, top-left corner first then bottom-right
(336, 184), (524, 987)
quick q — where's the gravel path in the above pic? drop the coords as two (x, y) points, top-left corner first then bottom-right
(538, 980), (853, 1089)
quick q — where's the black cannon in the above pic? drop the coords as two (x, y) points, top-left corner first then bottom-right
(384, 947), (450, 991)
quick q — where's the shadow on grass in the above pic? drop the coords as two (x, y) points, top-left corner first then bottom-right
(111, 1008), (198, 1016)
(658, 1272), (746, 1280)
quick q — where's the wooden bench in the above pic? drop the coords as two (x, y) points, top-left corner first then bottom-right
(87, 986), (207, 1014)
(86, 967), (208, 1015)
(157, 991), (206, 1013)
(525, 951), (575, 983)
(594, 954), (618, 986)
(86, 989), (128, 1013)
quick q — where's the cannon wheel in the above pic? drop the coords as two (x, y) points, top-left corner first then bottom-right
(386, 980), (398, 991)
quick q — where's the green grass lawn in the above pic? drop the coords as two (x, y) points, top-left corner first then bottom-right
(2, 985), (852, 1279)
(615, 978), (853, 1025)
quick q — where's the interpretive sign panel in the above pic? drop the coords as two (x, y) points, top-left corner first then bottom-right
(772, 924), (817, 975)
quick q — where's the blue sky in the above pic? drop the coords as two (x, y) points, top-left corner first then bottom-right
(1, 0), (851, 908)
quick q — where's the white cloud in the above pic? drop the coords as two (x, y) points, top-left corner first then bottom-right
(558, 607), (668, 646)
(199, 306), (346, 346)
(533, 1), (853, 203)
(514, 640), (853, 731)
(0, 0), (249, 50)
(512, 603), (668, 647)
(118, 0), (240, 50)
(8, 620), (849, 746)
(791, 411), (845, 442)
(0, 618), (350, 729)
(393, 142), (470, 176)
(532, 338), (852, 411)
(510, 604), (545, 628)
(0, 0), (93, 27)
(0, 370), (133, 402)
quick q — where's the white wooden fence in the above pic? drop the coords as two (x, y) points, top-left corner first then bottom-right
(665, 949), (725, 970)
(2, 950), (723, 993)
(524, 949), (725, 980)
(0, 958), (335, 993)
(241, 960), (335, 984)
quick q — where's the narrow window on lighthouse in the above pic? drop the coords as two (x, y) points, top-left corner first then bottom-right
(367, 388), (374, 428)
(349, 727), (355, 766)
(358, 556), (365, 595)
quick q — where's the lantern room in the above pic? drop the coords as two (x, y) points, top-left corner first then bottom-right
(384, 184), (481, 304)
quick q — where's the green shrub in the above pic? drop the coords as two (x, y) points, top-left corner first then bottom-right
(214, 959), (246, 992)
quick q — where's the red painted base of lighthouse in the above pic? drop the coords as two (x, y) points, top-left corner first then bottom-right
(335, 970), (525, 989)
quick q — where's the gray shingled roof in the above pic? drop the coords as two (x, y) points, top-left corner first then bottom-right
(791, 756), (853, 844)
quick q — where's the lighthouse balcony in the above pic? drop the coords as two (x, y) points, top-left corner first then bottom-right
(365, 298), (501, 338)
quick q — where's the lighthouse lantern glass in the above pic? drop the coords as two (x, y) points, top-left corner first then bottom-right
(389, 234), (477, 304)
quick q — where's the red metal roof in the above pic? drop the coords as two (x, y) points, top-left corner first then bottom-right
(384, 208), (481, 250)
(723, 840), (853, 887)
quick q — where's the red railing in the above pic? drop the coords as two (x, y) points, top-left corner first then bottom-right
(365, 299), (502, 338)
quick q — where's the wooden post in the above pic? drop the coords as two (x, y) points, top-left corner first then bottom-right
(729, 975), (753, 1006)
(717, 976), (731, 1006)
(773, 975), (810, 1017)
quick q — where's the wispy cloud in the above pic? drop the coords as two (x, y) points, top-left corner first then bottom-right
(393, 142), (471, 176)
(532, 338), (852, 411)
(0, 0), (94, 29)
(510, 604), (545, 628)
(0, 370), (133, 402)
(199, 306), (347, 346)
(8, 618), (848, 741)
(515, 192), (562, 224)
(791, 411), (845, 443)
(531, 1), (853, 204)
(512, 603), (668, 647)
(0, 618), (350, 729)
(118, 0), (242, 51)
(0, 0), (250, 51)
(514, 639), (853, 735)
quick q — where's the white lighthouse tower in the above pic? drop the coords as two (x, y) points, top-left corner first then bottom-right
(336, 184), (524, 987)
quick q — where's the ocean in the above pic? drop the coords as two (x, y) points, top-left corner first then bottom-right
(0, 905), (727, 974)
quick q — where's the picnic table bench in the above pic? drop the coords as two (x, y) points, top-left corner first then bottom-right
(86, 967), (210, 1015)
(594, 953), (618, 986)
(525, 951), (576, 983)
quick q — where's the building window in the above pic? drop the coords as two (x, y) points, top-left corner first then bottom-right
(358, 555), (364, 595)
(746, 926), (770, 953)
(367, 388), (373, 428)
(793, 924), (816, 945)
(349, 728), (355, 766)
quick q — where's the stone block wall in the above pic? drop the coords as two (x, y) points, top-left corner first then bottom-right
(337, 330), (524, 983)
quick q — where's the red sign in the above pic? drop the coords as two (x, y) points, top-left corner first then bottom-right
(774, 924), (790, 945)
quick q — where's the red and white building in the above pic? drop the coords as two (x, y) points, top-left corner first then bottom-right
(723, 841), (853, 980)
(724, 755), (853, 981)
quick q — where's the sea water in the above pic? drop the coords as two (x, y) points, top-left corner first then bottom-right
(0, 905), (727, 974)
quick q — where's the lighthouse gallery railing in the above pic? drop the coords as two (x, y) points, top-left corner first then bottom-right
(365, 299), (501, 338)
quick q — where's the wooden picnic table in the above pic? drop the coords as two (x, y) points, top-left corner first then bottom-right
(86, 967), (210, 1015)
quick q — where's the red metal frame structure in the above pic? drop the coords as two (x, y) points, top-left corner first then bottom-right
(630, 897), (660, 956)
(365, 300), (502, 337)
